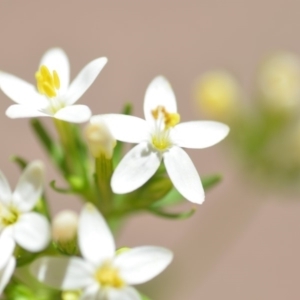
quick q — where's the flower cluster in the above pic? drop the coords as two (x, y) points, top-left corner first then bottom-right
(0, 48), (229, 299)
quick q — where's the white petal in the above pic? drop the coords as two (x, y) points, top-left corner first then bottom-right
(107, 287), (141, 300)
(171, 121), (230, 149)
(114, 246), (173, 285)
(81, 283), (101, 300)
(144, 76), (177, 123)
(164, 146), (204, 204)
(54, 105), (91, 123)
(79, 204), (115, 265)
(65, 57), (108, 105)
(13, 212), (50, 252)
(12, 161), (44, 212)
(6, 105), (50, 119)
(111, 143), (161, 194)
(0, 171), (11, 206)
(0, 257), (15, 295)
(91, 114), (149, 143)
(40, 48), (70, 93)
(31, 256), (93, 290)
(0, 233), (15, 270)
(0, 72), (47, 107)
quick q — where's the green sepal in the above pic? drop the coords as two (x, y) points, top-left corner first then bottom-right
(15, 246), (36, 268)
(202, 174), (222, 190)
(153, 174), (222, 207)
(50, 180), (74, 194)
(123, 175), (173, 210)
(4, 274), (60, 300)
(30, 118), (66, 174)
(148, 207), (196, 220)
(140, 293), (151, 300)
(10, 155), (28, 170)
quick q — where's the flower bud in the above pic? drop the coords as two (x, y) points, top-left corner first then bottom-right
(258, 52), (300, 110)
(85, 121), (116, 159)
(52, 210), (78, 254)
(194, 70), (241, 120)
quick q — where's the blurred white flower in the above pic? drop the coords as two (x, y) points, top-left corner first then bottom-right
(258, 52), (300, 110)
(0, 48), (107, 123)
(31, 203), (173, 300)
(0, 161), (50, 254)
(92, 76), (229, 204)
(0, 161), (50, 294)
(0, 234), (15, 295)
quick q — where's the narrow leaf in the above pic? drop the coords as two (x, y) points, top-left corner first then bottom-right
(10, 155), (28, 170)
(148, 207), (196, 220)
(30, 118), (66, 174)
(50, 180), (74, 194)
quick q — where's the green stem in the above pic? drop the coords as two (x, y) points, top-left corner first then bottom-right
(95, 154), (113, 215)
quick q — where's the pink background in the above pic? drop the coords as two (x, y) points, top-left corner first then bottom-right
(1, 1), (300, 299)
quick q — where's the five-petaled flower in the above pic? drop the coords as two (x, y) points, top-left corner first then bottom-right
(0, 48), (107, 123)
(91, 76), (230, 204)
(31, 203), (173, 300)
(0, 161), (50, 294)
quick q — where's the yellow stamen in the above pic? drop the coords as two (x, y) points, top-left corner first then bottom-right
(165, 112), (180, 128)
(0, 204), (19, 226)
(53, 70), (60, 89)
(151, 106), (180, 128)
(35, 65), (61, 98)
(95, 263), (124, 289)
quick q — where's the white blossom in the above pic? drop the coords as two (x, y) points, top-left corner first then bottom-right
(31, 203), (173, 300)
(91, 76), (230, 204)
(0, 48), (107, 123)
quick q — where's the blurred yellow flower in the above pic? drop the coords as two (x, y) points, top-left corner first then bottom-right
(194, 70), (241, 120)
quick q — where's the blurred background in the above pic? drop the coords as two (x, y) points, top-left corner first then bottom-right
(1, 1), (300, 299)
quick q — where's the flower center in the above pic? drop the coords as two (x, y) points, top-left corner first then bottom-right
(151, 105), (180, 151)
(0, 203), (20, 227)
(95, 263), (124, 289)
(35, 65), (61, 98)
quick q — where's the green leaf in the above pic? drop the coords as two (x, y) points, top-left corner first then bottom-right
(30, 118), (66, 174)
(148, 207), (196, 220)
(153, 174), (222, 208)
(140, 293), (151, 300)
(50, 180), (74, 194)
(202, 174), (222, 190)
(10, 155), (28, 170)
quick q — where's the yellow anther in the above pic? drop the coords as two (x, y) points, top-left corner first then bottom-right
(42, 82), (56, 98)
(53, 70), (60, 89)
(165, 112), (180, 128)
(35, 65), (60, 98)
(95, 263), (124, 289)
(151, 107), (160, 120)
(151, 106), (180, 128)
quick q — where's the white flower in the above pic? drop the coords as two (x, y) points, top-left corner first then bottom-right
(0, 48), (107, 123)
(31, 203), (173, 300)
(0, 161), (50, 268)
(91, 76), (230, 204)
(0, 161), (50, 294)
(0, 232), (15, 295)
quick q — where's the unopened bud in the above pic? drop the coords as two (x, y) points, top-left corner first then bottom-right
(85, 121), (116, 159)
(194, 70), (241, 120)
(258, 52), (300, 110)
(52, 210), (78, 254)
